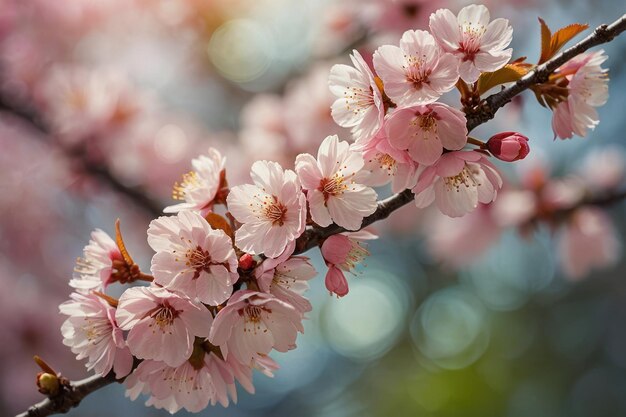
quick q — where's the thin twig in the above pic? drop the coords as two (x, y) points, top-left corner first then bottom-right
(14, 13), (626, 417)
(15, 373), (117, 417)
(466, 13), (626, 131)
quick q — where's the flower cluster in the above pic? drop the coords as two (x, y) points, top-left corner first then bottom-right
(61, 204), (315, 412)
(55, 3), (618, 414)
(329, 4), (514, 217)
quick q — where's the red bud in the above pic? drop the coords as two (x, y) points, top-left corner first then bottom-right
(238, 254), (255, 270)
(487, 131), (530, 162)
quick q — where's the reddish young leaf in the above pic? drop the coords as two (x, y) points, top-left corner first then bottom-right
(538, 18), (588, 64)
(205, 212), (234, 239)
(550, 23), (589, 58)
(115, 218), (134, 266)
(477, 62), (531, 95)
(538, 17), (553, 64)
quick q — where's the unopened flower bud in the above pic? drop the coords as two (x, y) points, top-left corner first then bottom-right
(238, 254), (255, 270)
(487, 132), (530, 162)
(37, 372), (60, 396)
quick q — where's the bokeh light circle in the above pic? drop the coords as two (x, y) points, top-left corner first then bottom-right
(321, 270), (409, 361)
(411, 286), (490, 369)
(207, 19), (274, 83)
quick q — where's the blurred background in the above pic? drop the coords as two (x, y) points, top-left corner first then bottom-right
(1, 0), (626, 416)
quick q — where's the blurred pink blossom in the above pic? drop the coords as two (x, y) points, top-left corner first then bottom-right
(558, 207), (621, 280)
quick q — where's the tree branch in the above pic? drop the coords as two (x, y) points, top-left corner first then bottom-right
(14, 13), (626, 417)
(0, 93), (163, 217)
(15, 373), (117, 417)
(466, 13), (626, 131)
(294, 189), (414, 254)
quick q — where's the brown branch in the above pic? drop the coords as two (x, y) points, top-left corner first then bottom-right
(294, 189), (414, 254)
(466, 13), (626, 131)
(0, 93), (163, 217)
(14, 13), (626, 417)
(15, 373), (117, 417)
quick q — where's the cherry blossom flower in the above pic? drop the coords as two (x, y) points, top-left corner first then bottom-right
(361, 130), (418, 193)
(385, 103), (468, 165)
(125, 358), (216, 413)
(551, 50), (609, 139)
(295, 135), (378, 230)
(209, 290), (304, 365)
(558, 207), (621, 280)
(116, 286), (212, 367)
(320, 230), (377, 297)
(125, 343), (239, 413)
(255, 241), (317, 313)
(70, 229), (122, 293)
(164, 148), (227, 215)
(147, 211), (238, 306)
(60, 292), (133, 379)
(429, 4), (513, 83)
(227, 161), (307, 258)
(125, 349), (278, 412)
(413, 151), (503, 217)
(329, 49), (384, 144)
(372, 29), (459, 106)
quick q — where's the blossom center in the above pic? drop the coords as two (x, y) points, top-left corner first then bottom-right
(149, 303), (179, 330)
(262, 196), (288, 226)
(274, 269), (297, 289)
(459, 24), (485, 61)
(342, 241), (369, 271)
(186, 246), (212, 279)
(172, 171), (200, 200)
(320, 175), (348, 200)
(344, 85), (375, 115)
(82, 318), (109, 343)
(376, 153), (397, 174)
(404, 55), (431, 90)
(443, 166), (480, 191)
(418, 114), (437, 132)
(244, 305), (264, 323)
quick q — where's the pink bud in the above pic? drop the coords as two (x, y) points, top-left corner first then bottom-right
(325, 265), (349, 297)
(238, 254), (255, 270)
(487, 132), (530, 162)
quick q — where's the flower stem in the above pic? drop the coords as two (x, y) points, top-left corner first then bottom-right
(467, 136), (488, 149)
